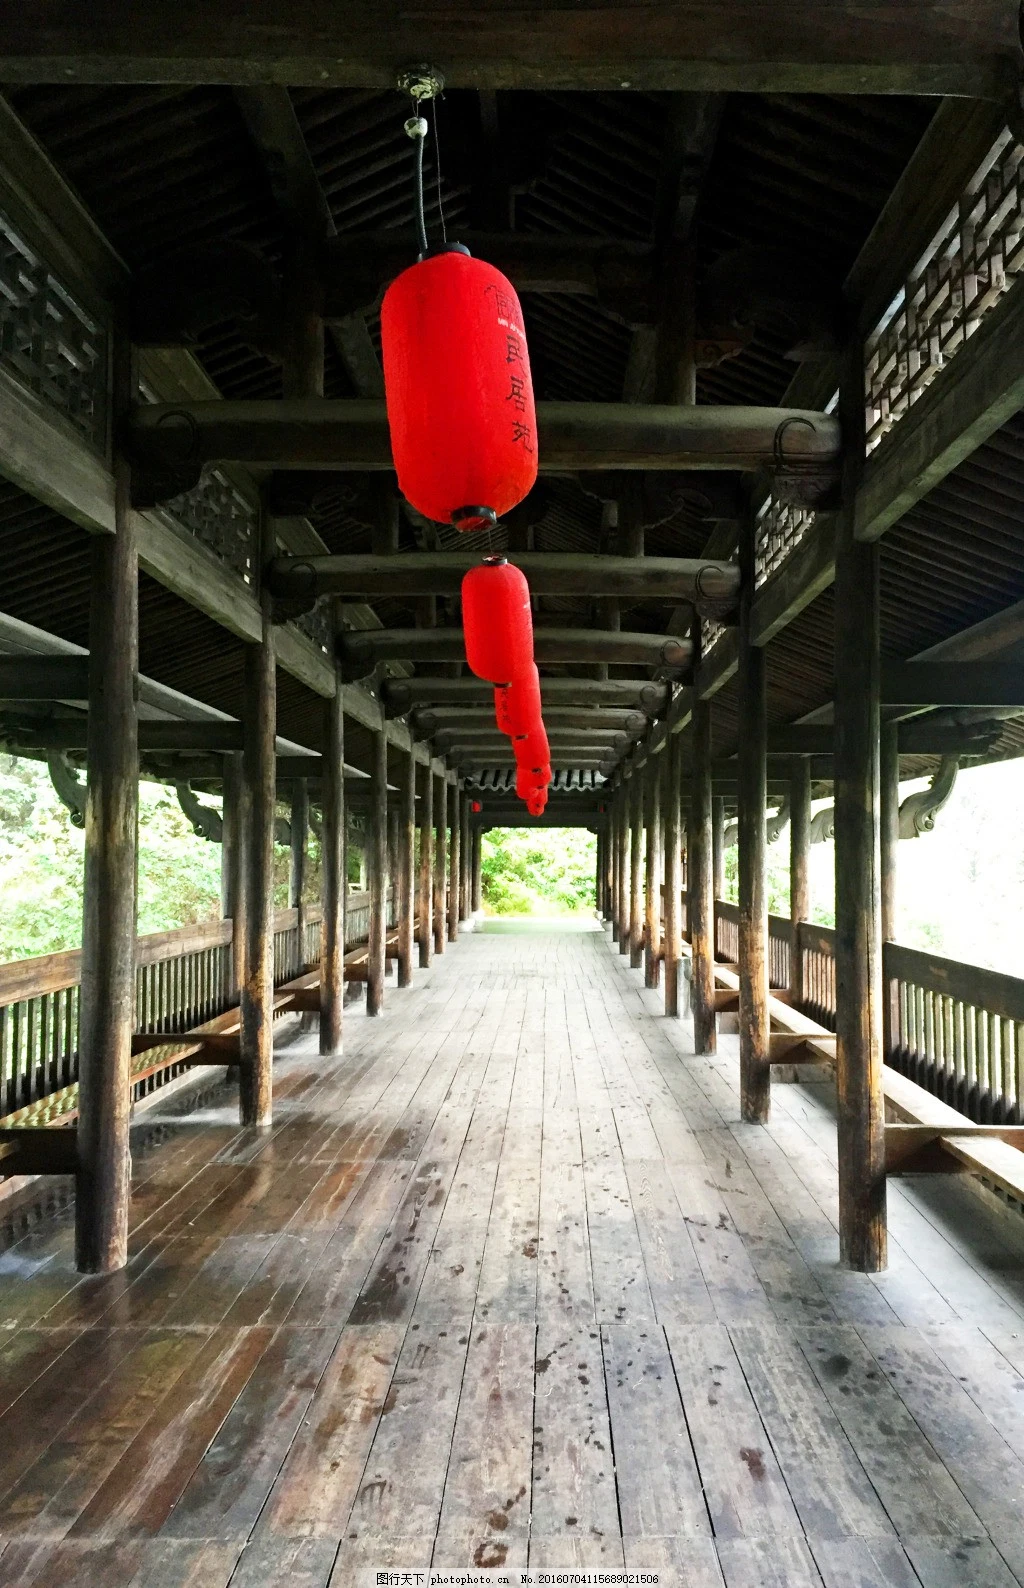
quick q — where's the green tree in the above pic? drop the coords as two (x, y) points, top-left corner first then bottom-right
(480, 826), (596, 916)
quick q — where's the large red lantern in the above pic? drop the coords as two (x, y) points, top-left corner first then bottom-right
(461, 557), (533, 684)
(381, 249), (538, 531)
(495, 664), (542, 738)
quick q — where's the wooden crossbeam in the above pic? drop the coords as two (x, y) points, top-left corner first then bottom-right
(128, 400), (840, 479)
(885, 1122), (1024, 1175)
(0, 656), (91, 702)
(881, 661), (1024, 708)
(272, 553), (739, 607)
(383, 677), (670, 714)
(0, 6), (1013, 95)
(340, 627), (693, 672)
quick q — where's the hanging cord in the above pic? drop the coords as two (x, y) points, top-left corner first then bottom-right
(431, 97), (448, 246)
(404, 110), (430, 257)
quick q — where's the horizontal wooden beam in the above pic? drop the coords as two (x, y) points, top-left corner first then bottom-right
(272, 552), (739, 607)
(885, 1122), (1024, 1175)
(128, 399), (841, 478)
(763, 722), (1004, 757)
(382, 677), (670, 715)
(340, 627), (692, 673)
(1, 6), (1015, 94)
(321, 232), (657, 321)
(413, 707), (649, 734)
(0, 656), (91, 702)
(881, 662), (1024, 708)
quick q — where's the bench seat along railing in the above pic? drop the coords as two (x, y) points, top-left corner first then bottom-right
(0, 890), (390, 1132)
(712, 899), (1024, 1125)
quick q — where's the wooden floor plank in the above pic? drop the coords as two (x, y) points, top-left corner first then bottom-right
(601, 1324), (710, 1537)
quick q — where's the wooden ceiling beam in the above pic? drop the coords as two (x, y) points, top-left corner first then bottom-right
(382, 677), (670, 714)
(413, 707), (648, 734)
(339, 627), (692, 673)
(0, 5), (1016, 95)
(272, 552), (739, 607)
(127, 400), (841, 480)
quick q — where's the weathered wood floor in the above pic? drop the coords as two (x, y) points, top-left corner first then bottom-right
(1, 924), (1024, 1587)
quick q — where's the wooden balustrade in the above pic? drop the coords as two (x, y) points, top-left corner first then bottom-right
(707, 898), (1024, 1125)
(0, 892), (392, 1129)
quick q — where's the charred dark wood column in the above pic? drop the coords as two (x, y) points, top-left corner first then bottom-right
(712, 795), (725, 904)
(397, 743), (416, 988)
(618, 783), (631, 954)
(460, 793), (470, 922)
(221, 751), (246, 1000)
(834, 343), (887, 1273)
(433, 772), (447, 956)
(738, 511), (770, 1123)
(688, 700), (717, 1055)
(289, 778), (309, 970)
(471, 826), (483, 913)
(448, 782), (461, 942)
(880, 722), (899, 949)
(418, 761), (434, 967)
(319, 670), (345, 1055)
(663, 731), (683, 1017)
(239, 601), (276, 1127)
(595, 828), (605, 917)
(644, 754), (662, 989)
(366, 719), (388, 1015)
(629, 769), (644, 969)
(789, 757), (811, 1008)
(610, 788), (621, 941)
(75, 362), (138, 1275)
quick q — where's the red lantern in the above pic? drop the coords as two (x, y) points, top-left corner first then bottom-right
(461, 558), (533, 684)
(516, 766), (546, 801)
(526, 791), (547, 817)
(495, 664), (542, 737)
(381, 249), (538, 531)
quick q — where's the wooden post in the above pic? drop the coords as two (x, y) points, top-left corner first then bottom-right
(239, 602), (276, 1128)
(609, 790), (620, 940)
(617, 784), (631, 954)
(712, 795), (725, 904)
(418, 760), (434, 967)
(366, 719), (387, 1015)
(460, 792), (470, 922)
(221, 751), (246, 1000)
(319, 669), (345, 1054)
(880, 722), (899, 948)
(835, 340), (887, 1273)
(433, 772), (447, 955)
(397, 742), (416, 988)
(688, 699), (717, 1054)
(789, 757), (811, 1008)
(289, 778), (309, 972)
(387, 800), (401, 936)
(663, 731), (683, 1017)
(75, 361), (138, 1274)
(629, 769), (644, 969)
(595, 828), (605, 917)
(448, 782), (461, 942)
(738, 510), (770, 1124)
(471, 826), (483, 913)
(644, 754), (661, 988)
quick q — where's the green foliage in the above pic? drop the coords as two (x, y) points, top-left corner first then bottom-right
(480, 826), (596, 916)
(0, 756), (223, 963)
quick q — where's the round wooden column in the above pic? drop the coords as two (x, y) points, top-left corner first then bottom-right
(460, 793), (471, 922)
(712, 795), (725, 904)
(629, 769), (644, 969)
(418, 761), (434, 967)
(688, 699), (717, 1055)
(471, 826), (483, 913)
(319, 670), (345, 1055)
(617, 783), (630, 954)
(448, 782), (461, 943)
(397, 742), (416, 988)
(644, 754), (662, 989)
(366, 719), (388, 1015)
(75, 378), (138, 1275)
(789, 757), (811, 1008)
(289, 778), (309, 973)
(239, 594), (276, 1129)
(738, 512), (770, 1125)
(834, 342), (887, 1273)
(433, 773), (447, 956)
(663, 732), (683, 1017)
(221, 751), (246, 1002)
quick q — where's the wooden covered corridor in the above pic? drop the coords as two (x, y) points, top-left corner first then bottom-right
(0, 924), (1022, 1588)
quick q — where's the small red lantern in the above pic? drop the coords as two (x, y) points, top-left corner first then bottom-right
(461, 558), (533, 684)
(514, 721), (550, 773)
(495, 664), (542, 737)
(381, 249), (538, 531)
(471, 800), (482, 813)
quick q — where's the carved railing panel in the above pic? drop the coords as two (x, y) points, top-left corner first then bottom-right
(0, 215), (108, 452)
(159, 468), (257, 583)
(754, 496), (816, 588)
(865, 126), (1024, 455)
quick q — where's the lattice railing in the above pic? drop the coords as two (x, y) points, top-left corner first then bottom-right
(0, 214), (108, 451)
(295, 600), (333, 653)
(754, 497), (816, 588)
(159, 468), (257, 582)
(865, 125), (1024, 454)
